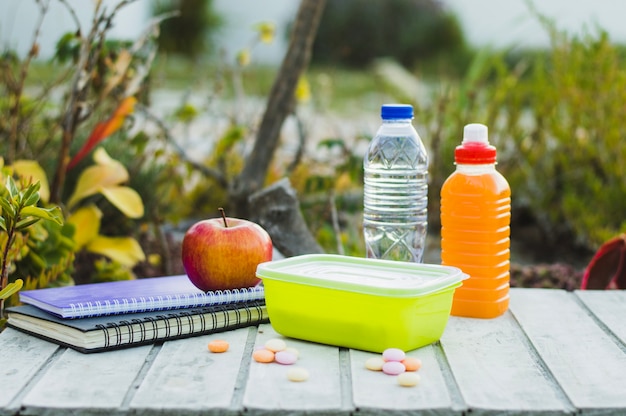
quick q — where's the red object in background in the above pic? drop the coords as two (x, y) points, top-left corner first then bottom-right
(66, 97), (137, 171)
(580, 234), (626, 290)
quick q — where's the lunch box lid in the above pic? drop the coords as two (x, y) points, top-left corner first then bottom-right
(256, 254), (467, 297)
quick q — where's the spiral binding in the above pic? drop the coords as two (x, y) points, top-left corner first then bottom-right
(95, 301), (268, 349)
(68, 285), (265, 318)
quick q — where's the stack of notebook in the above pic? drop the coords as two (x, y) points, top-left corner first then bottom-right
(5, 274), (268, 353)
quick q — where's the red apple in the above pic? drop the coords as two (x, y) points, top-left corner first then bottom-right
(182, 209), (273, 292)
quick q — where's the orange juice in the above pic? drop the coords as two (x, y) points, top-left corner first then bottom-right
(440, 124), (511, 318)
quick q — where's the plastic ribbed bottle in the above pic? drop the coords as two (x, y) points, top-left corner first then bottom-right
(440, 123), (511, 318)
(363, 104), (429, 263)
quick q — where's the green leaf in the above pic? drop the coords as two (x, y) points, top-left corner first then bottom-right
(6, 176), (18, 199)
(174, 103), (198, 123)
(21, 182), (41, 207)
(20, 179), (40, 196)
(54, 32), (80, 64)
(23, 190), (41, 207)
(21, 206), (64, 225)
(16, 217), (40, 230)
(0, 216), (5, 231)
(0, 197), (15, 217)
(0, 279), (23, 300)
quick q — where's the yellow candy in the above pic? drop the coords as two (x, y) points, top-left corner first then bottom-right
(397, 372), (421, 387)
(365, 356), (385, 371)
(287, 367), (310, 382)
(264, 338), (287, 352)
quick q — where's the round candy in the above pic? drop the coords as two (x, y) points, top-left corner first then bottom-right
(275, 350), (298, 365)
(287, 367), (310, 382)
(382, 361), (406, 375)
(207, 339), (229, 353)
(397, 372), (421, 387)
(382, 348), (406, 362)
(365, 356), (385, 371)
(252, 348), (275, 363)
(402, 357), (422, 372)
(265, 338), (287, 352)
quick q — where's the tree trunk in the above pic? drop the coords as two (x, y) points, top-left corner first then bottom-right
(229, 0), (326, 218)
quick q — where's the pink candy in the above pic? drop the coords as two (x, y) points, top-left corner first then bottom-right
(365, 347), (422, 386)
(382, 348), (406, 362)
(382, 361), (406, 375)
(275, 350), (298, 365)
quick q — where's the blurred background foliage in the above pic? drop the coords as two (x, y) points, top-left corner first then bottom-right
(1, 0), (625, 294)
(311, 0), (468, 72)
(152, 0), (223, 60)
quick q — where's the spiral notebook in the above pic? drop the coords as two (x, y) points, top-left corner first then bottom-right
(6, 300), (268, 353)
(18, 274), (264, 319)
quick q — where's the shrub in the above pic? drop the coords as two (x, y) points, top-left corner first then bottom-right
(152, 0), (223, 59)
(492, 28), (626, 250)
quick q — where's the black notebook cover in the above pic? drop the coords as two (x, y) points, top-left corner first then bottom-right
(6, 300), (268, 353)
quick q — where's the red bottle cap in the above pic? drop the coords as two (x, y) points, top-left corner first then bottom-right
(454, 123), (497, 164)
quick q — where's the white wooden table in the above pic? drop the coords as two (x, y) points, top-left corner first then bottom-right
(1, 288), (626, 415)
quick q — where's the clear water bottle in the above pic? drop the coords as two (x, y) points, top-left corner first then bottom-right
(363, 104), (429, 262)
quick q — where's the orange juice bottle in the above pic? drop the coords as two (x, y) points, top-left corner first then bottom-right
(440, 123), (511, 318)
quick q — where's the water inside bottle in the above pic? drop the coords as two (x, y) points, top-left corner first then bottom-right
(363, 135), (428, 262)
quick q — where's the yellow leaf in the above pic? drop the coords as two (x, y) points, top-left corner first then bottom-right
(255, 22), (275, 44)
(295, 76), (311, 103)
(12, 160), (50, 203)
(100, 186), (144, 218)
(67, 205), (102, 249)
(0, 278), (23, 299)
(93, 147), (120, 167)
(67, 163), (129, 208)
(237, 48), (251, 67)
(86, 235), (146, 267)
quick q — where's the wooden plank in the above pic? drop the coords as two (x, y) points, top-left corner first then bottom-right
(0, 329), (59, 415)
(130, 327), (253, 415)
(575, 290), (626, 344)
(350, 345), (456, 415)
(243, 323), (346, 415)
(510, 288), (626, 413)
(440, 312), (571, 415)
(20, 344), (152, 415)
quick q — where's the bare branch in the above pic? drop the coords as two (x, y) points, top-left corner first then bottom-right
(50, 0), (138, 202)
(57, 0), (82, 32)
(137, 104), (229, 188)
(7, 0), (50, 164)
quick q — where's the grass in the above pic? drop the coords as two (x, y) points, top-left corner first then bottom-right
(27, 56), (397, 116)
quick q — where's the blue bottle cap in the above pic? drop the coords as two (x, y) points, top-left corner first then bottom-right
(381, 104), (413, 120)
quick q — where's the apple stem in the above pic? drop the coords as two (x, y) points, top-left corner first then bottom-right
(219, 207), (228, 228)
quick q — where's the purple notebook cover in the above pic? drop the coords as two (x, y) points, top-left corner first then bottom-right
(18, 274), (265, 319)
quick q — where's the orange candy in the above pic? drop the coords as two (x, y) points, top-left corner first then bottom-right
(208, 339), (230, 353)
(252, 348), (275, 363)
(402, 357), (422, 372)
